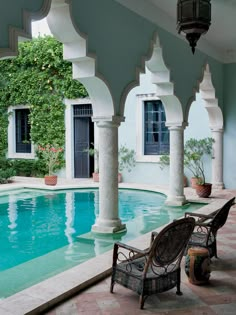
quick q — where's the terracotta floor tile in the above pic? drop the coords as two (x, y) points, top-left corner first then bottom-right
(167, 306), (217, 315)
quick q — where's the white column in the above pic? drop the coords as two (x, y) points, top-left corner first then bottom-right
(165, 125), (186, 206)
(92, 117), (126, 234)
(211, 128), (224, 189)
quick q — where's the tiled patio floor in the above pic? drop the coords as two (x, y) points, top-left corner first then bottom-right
(44, 193), (236, 315)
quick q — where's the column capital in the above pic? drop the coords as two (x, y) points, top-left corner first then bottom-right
(92, 115), (125, 128)
(210, 127), (224, 133)
(166, 122), (187, 130)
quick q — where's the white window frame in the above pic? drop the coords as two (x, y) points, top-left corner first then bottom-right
(136, 93), (168, 163)
(8, 105), (35, 159)
(64, 97), (94, 179)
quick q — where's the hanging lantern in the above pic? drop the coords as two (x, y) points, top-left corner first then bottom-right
(177, 0), (211, 54)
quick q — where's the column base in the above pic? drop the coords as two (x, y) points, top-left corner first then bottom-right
(92, 218), (126, 234)
(212, 182), (224, 189)
(165, 195), (187, 206)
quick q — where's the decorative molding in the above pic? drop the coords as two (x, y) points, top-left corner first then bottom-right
(146, 34), (184, 127)
(199, 64), (224, 130)
(0, 0), (51, 59)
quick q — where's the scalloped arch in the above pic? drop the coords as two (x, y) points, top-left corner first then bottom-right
(185, 64), (223, 130)
(0, 0), (51, 59)
(47, 0), (115, 117)
(145, 34), (184, 127)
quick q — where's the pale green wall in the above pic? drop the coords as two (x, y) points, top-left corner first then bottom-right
(185, 93), (212, 183)
(70, 0), (224, 115)
(1, 1), (224, 118)
(120, 71), (212, 186)
(0, 1), (47, 48)
(223, 63), (236, 188)
(119, 69), (169, 186)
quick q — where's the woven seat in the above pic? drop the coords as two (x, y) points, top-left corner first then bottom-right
(110, 217), (195, 309)
(185, 197), (235, 258)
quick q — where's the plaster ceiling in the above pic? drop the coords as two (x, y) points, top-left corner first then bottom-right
(117, 0), (236, 63)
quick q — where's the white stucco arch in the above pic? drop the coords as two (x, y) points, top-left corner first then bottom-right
(185, 64), (223, 129)
(47, 0), (127, 234)
(186, 64), (224, 188)
(47, 0), (115, 118)
(199, 64), (223, 130)
(145, 34), (186, 205)
(146, 35), (184, 127)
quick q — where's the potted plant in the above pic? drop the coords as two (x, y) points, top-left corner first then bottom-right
(38, 144), (64, 185)
(184, 137), (214, 197)
(118, 145), (136, 182)
(159, 154), (188, 187)
(85, 143), (99, 182)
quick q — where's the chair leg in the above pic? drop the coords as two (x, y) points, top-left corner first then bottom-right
(139, 294), (147, 309)
(214, 242), (218, 258)
(110, 275), (115, 293)
(176, 268), (183, 296)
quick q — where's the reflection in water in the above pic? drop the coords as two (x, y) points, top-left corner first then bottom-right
(7, 195), (18, 230)
(0, 188), (204, 298)
(64, 192), (75, 245)
(0, 189), (203, 273)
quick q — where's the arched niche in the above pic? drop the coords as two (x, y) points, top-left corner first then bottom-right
(185, 64), (224, 188)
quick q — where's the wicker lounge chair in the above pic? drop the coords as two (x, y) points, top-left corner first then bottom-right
(110, 217), (195, 309)
(185, 197), (235, 258)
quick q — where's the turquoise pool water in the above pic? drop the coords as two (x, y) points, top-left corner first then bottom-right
(0, 188), (203, 298)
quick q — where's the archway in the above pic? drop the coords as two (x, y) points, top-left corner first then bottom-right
(185, 64), (224, 189)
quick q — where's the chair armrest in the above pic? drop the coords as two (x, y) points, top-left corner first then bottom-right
(151, 231), (158, 241)
(115, 241), (149, 255)
(185, 212), (214, 220)
(112, 242), (149, 267)
(194, 221), (209, 227)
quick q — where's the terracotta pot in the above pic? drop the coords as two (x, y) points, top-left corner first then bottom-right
(195, 183), (212, 198)
(44, 175), (58, 186)
(183, 175), (188, 187)
(92, 172), (99, 182)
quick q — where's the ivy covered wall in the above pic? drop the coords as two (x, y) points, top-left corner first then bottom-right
(0, 36), (88, 173)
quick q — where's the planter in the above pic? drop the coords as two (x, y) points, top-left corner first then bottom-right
(92, 172), (99, 182)
(44, 175), (58, 186)
(195, 183), (212, 198)
(185, 247), (211, 285)
(183, 175), (188, 187)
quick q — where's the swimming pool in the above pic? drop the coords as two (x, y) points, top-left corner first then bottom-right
(0, 188), (203, 298)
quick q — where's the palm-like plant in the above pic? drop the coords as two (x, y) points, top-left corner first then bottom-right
(184, 137), (214, 185)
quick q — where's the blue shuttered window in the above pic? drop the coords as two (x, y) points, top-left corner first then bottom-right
(15, 108), (31, 153)
(144, 100), (169, 155)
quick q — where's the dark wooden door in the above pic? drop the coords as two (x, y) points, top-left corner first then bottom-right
(74, 104), (94, 178)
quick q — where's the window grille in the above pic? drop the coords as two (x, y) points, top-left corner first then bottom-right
(73, 104), (93, 117)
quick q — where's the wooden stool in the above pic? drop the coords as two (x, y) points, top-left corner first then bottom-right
(185, 247), (211, 285)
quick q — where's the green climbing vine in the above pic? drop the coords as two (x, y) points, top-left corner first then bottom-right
(0, 35), (88, 176)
